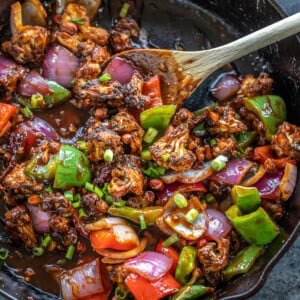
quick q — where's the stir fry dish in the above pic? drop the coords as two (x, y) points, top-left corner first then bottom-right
(0, 1), (299, 299)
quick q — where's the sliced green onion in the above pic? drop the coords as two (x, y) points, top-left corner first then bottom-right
(65, 245), (75, 260)
(115, 286), (128, 300)
(71, 79), (76, 86)
(104, 149), (114, 162)
(113, 200), (126, 207)
(71, 17), (85, 24)
(139, 215), (147, 230)
(77, 141), (89, 151)
(143, 127), (158, 144)
(141, 149), (152, 161)
(174, 193), (188, 208)
(57, 258), (66, 265)
(72, 201), (81, 208)
(31, 93), (44, 108)
(41, 235), (52, 248)
(64, 190), (74, 202)
(119, 2), (130, 18)
(78, 208), (88, 218)
(32, 247), (44, 256)
(85, 182), (103, 199)
(44, 186), (53, 193)
(205, 193), (216, 203)
(0, 249), (9, 260)
(20, 107), (33, 118)
(162, 153), (170, 162)
(211, 155), (228, 171)
(99, 73), (112, 83)
(74, 193), (81, 202)
(162, 233), (179, 247)
(210, 139), (217, 147)
(185, 208), (199, 223)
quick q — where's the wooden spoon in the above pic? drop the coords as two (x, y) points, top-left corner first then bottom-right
(116, 12), (300, 105)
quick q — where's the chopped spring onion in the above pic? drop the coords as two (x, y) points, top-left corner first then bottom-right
(185, 208), (199, 223)
(211, 155), (228, 171)
(119, 2), (130, 18)
(74, 194), (81, 202)
(210, 139), (217, 147)
(162, 153), (170, 162)
(141, 149), (152, 161)
(41, 235), (52, 248)
(99, 73), (112, 83)
(174, 193), (188, 208)
(115, 286), (128, 300)
(79, 208), (88, 218)
(113, 200), (126, 207)
(0, 249), (9, 260)
(162, 233), (179, 247)
(205, 193), (216, 203)
(64, 190), (74, 202)
(72, 201), (81, 208)
(139, 215), (147, 230)
(77, 141), (89, 151)
(32, 247), (44, 256)
(44, 186), (53, 193)
(57, 258), (66, 265)
(143, 127), (158, 144)
(65, 245), (75, 260)
(85, 182), (103, 199)
(70, 79), (76, 86)
(31, 93), (44, 108)
(104, 149), (114, 162)
(71, 17), (85, 24)
(20, 107), (33, 118)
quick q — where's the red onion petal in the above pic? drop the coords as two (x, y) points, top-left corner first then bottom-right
(211, 74), (241, 101)
(60, 258), (104, 300)
(206, 208), (232, 239)
(26, 204), (51, 233)
(43, 45), (79, 88)
(123, 251), (172, 281)
(85, 217), (127, 231)
(105, 57), (134, 84)
(17, 70), (53, 97)
(280, 163), (297, 201)
(210, 159), (254, 186)
(253, 169), (284, 200)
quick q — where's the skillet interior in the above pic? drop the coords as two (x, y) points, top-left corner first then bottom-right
(0, 0), (299, 299)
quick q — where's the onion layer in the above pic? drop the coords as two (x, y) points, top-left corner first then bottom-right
(206, 209), (232, 239)
(43, 45), (79, 88)
(211, 74), (240, 101)
(280, 163), (297, 201)
(105, 57), (134, 84)
(26, 204), (51, 233)
(123, 251), (173, 281)
(85, 217), (127, 231)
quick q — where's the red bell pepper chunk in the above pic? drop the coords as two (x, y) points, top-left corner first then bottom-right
(254, 145), (296, 168)
(0, 103), (17, 135)
(143, 75), (163, 108)
(155, 240), (179, 274)
(125, 272), (180, 300)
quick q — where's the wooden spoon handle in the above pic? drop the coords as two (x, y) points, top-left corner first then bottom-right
(208, 12), (300, 71)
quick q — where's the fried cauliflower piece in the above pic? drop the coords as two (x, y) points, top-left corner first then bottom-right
(271, 122), (300, 159)
(198, 238), (230, 286)
(4, 163), (44, 194)
(87, 123), (123, 162)
(5, 205), (37, 248)
(206, 106), (247, 135)
(2, 2), (50, 64)
(108, 155), (144, 198)
(238, 73), (273, 97)
(149, 123), (196, 172)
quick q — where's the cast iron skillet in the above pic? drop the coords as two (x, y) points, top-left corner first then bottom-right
(0, 0), (299, 299)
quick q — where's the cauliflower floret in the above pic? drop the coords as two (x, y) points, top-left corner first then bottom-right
(108, 155), (144, 198)
(149, 123), (196, 172)
(271, 122), (300, 159)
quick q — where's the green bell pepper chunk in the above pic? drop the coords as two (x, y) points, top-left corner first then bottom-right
(24, 153), (57, 182)
(108, 206), (164, 226)
(44, 80), (71, 107)
(244, 95), (286, 141)
(237, 131), (257, 148)
(54, 145), (91, 189)
(226, 205), (279, 245)
(223, 245), (263, 281)
(175, 246), (198, 285)
(140, 105), (176, 131)
(171, 285), (212, 300)
(231, 185), (261, 214)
